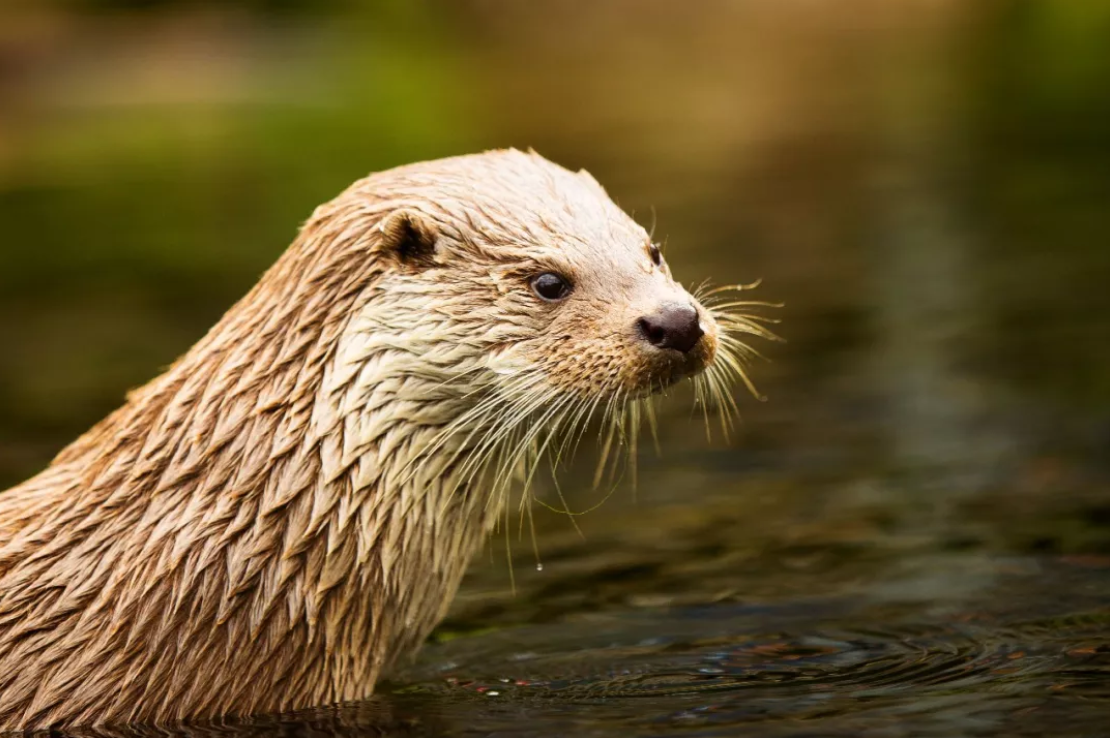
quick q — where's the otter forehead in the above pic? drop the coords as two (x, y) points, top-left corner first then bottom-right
(360, 149), (652, 274)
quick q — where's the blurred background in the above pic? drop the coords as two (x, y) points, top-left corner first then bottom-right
(2, 1), (1109, 735)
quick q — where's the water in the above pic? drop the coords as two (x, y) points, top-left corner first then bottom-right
(394, 591), (1110, 736)
(363, 485), (1110, 737)
(52, 517), (1110, 737)
(3, 2), (1110, 737)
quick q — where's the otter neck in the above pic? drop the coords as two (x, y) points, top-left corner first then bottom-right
(0, 207), (503, 726)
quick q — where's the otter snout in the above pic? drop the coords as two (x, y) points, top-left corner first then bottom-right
(637, 302), (704, 354)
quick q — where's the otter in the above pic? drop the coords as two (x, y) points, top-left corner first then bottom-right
(0, 150), (770, 730)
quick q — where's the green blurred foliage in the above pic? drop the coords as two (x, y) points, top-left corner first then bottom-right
(0, 2), (483, 475)
(1, 0), (1109, 487)
(975, 1), (1110, 404)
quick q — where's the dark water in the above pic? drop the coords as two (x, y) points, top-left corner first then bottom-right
(364, 479), (1110, 737)
(46, 500), (1110, 738)
(395, 590), (1110, 736)
(53, 511), (1110, 737)
(4, 2), (1110, 737)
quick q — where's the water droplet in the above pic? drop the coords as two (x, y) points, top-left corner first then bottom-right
(536, 563), (544, 572)
(487, 691), (500, 697)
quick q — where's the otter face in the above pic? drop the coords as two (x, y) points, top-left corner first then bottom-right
(509, 231), (721, 400)
(472, 165), (723, 403)
(384, 156), (720, 402)
(351, 150), (770, 450)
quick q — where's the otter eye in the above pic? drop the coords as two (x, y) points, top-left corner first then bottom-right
(649, 243), (662, 267)
(531, 272), (572, 302)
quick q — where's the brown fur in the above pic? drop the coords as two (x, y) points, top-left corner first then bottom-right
(0, 150), (724, 730)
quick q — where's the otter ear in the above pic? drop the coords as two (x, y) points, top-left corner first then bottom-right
(375, 209), (439, 269)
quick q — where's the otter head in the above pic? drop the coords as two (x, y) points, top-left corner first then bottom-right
(325, 150), (768, 490)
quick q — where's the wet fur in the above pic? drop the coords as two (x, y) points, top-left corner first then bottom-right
(0, 150), (749, 730)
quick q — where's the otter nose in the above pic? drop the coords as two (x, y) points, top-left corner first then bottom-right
(637, 304), (704, 354)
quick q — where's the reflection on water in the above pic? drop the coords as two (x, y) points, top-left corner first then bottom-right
(394, 575), (1110, 736)
(4, 1), (1110, 737)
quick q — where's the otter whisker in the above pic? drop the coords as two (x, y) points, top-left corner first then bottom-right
(718, 336), (771, 368)
(436, 383), (551, 517)
(714, 311), (782, 326)
(719, 380), (743, 439)
(396, 370), (548, 486)
(708, 344), (746, 431)
(408, 395), (528, 492)
(703, 362), (734, 440)
(602, 389), (636, 491)
(690, 277), (715, 302)
(627, 400), (641, 493)
(715, 317), (782, 344)
(700, 278), (765, 297)
(703, 299), (783, 311)
(504, 492), (515, 594)
(645, 393), (662, 457)
(688, 284), (779, 441)
(502, 413), (565, 545)
(512, 394), (578, 503)
(537, 459), (587, 540)
(551, 392), (600, 473)
(692, 373), (712, 441)
(478, 389), (571, 514)
(593, 386), (634, 491)
(456, 419), (533, 505)
(546, 388), (608, 492)
(524, 490), (542, 571)
(593, 401), (620, 490)
(533, 479), (620, 519)
(695, 373), (717, 442)
(449, 374), (551, 476)
(715, 345), (766, 404)
(556, 394), (594, 463)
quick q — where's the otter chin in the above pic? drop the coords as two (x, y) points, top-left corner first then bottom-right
(0, 150), (770, 730)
